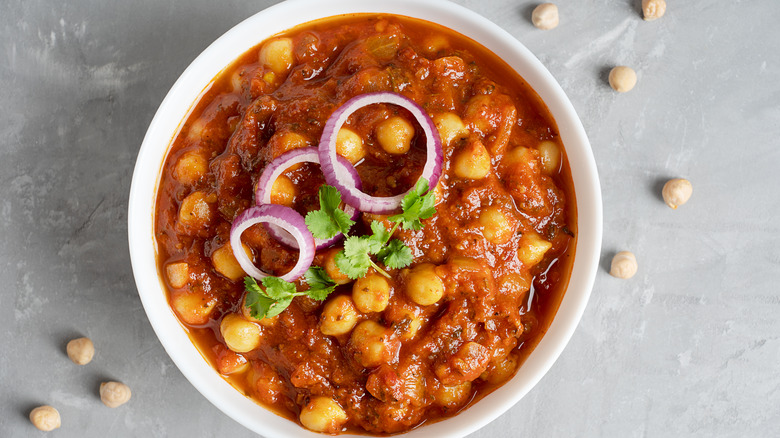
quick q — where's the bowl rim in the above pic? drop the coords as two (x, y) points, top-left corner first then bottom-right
(128, 0), (602, 436)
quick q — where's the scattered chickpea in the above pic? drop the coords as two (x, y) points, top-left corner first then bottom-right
(29, 405), (61, 431)
(100, 381), (132, 408)
(642, 0), (666, 21)
(610, 251), (638, 279)
(66, 336), (95, 365)
(608, 66), (637, 93)
(662, 178), (693, 209)
(532, 3), (559, 30)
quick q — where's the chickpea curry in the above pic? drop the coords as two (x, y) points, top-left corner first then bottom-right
(155, 14), (576, 435)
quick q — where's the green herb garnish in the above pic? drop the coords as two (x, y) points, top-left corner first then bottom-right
(388, 179), (436, 230)
(304, 185), (355, 240)
(243, 179), (435, 318)
(334, 179), (434, 279)
(243, 266), (337, 319)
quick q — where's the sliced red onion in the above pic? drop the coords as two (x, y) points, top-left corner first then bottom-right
(230, 204), (314, 282)
(254, 147), (362, 249)
(318, 92), (443, 214)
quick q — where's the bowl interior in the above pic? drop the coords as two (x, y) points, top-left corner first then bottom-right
(128, 0), (602, 436)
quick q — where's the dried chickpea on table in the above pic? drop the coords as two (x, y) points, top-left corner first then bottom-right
(154, 14), (577, 434)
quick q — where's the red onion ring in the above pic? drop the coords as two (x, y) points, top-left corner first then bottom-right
(318, 92), (443, 214)
(255, 147), (362, 249)
(229, 204), (314, 282)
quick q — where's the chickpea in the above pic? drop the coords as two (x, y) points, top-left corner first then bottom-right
(662, 178), (693, 209)
(100, 381), (132, 408)
(483, 354), (519, 384)
(211, 243), (251, 281)
(171, 291), (217, 325)
(259, 37), (294, 76)
(504, 146), (539, 170)
(517, 232), (553, 267)
(352, 274), (390, 313)
(177, 190), (213, 230)
(392, 308), (423, 341)
(376, 116), (414, 154)
(479, 206), (516, 245)
(187, 118), (206, 139)
(320, 295), (359, 336)
(323, 247), (352, 285)
(537, 140), (561, 175)
(29, 405), (61, 431)
(609, 66), (637, 93)
(231, 68), (246, 92)
(405, 263), (445, 306)
(498, 272), (532, 300)
(436, 341), (490, 385)
(449, 256), (485, 273)
(610, 251), (638, 279)
(173, 150), (208, 185)
(165, 262), (189, 289)
(642, 0), (666, 21)
(453, 139), (491, 180)
(350, 320), (395, 368)
(220, 313), (261, 353)
(433, 112), (469, 147)
(532, 3), (559, 30)
(270, 174), (297, 207)
(299, 396), (348, 433)
(336, 128), (366, 164)
(270, 131), (310, 161)
(463, 94), (499, 135)
(66, 336), (95, 365)
(434, 381), (472, 409)
(422, 34), (450, 56)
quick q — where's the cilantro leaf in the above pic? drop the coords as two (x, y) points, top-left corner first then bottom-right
(304, 266), (334, 290)
(335, 237), (372, 279)
(305, 185), (355, 239)
(260, 276), (298, 300)
(265, 296), (293, 318)
(304, 266), (337, 301)
(332, 208), (356, 237)
(243, 276), (300, 319)
(244, 277), (275, 319)
(377, 239), (414, 269)
(305, 209), (340, 239)
(306, 286), (334, 302)
(388, 178), (436, 230)
(318, 185), (342, 212)
(366, 221), (390, 254)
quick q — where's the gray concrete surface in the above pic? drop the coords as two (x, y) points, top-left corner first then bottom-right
(2, 0), (779, 436)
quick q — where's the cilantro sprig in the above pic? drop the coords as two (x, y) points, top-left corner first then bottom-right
(242, 178), (436, 318)
(333, 178), (435, 279)
(388, 179), (437, 230)
(305, 185), (355, 240)
(244, 266), (337, 319)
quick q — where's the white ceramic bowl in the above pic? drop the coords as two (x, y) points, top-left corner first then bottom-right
(128, 0), (602, 436)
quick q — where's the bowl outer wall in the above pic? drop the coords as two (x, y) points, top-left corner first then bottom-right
(127, 0), (603, 436)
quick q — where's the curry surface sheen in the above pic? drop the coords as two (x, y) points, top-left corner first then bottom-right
(155, 14), (576, 435)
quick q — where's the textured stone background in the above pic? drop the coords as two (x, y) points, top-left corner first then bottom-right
(2, 0), (779, 436)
